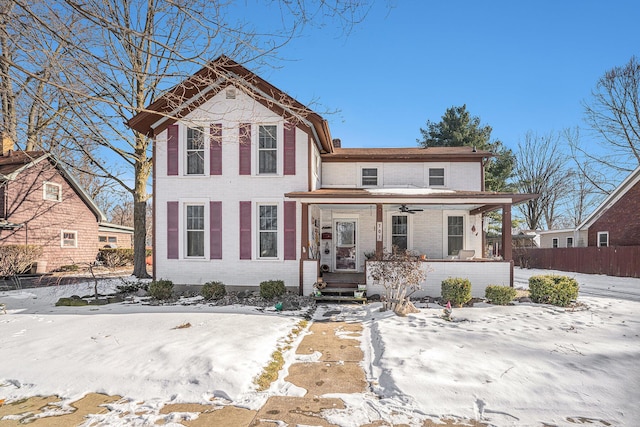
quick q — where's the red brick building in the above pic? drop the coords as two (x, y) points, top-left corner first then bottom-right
(578, 166), (640, 247)
(0, 141), (133, 272)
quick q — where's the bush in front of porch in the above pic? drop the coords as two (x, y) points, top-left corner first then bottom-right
(441, 277), (472, 308)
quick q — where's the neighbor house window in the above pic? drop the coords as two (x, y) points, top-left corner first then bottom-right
(552, 238), (559, 248)
(391, 215), (408, 251)
(258, 125), (277, 174)
(429, 168), (445, 186)
(99, 236), (107, 242)
(61, 230), (77, 248)
(44, 182), (62, 202)
(258, 204), (278, 258)
(447, 216), (463, 256)
(186, 204), (205, 257)
(597, 231), (609, 247)
(567, 237), (573, 248)
(361, 168), (378, 186)
(186, 127), (205, 175)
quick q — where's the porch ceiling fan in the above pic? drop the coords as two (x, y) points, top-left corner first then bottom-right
(399, 204), (423, 214)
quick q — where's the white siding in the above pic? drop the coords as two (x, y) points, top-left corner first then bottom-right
(154, 89), (309, 287)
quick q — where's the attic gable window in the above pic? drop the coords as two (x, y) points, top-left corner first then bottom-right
(44, 182), (62, 202)
(225, 87), (236, 99)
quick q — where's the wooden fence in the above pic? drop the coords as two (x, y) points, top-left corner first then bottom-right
(513, 246), (640, 278)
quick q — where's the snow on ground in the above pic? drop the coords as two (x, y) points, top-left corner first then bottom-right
(1, 271), (640, 426)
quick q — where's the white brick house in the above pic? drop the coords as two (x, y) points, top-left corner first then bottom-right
(128, 56), (535, 297)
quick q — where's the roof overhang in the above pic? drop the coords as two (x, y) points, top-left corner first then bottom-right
(98, 222), (134, 234)
(0, 220), (24, 230)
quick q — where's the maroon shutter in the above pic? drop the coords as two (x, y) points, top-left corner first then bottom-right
(283, 201), (296, 260)
(239, 123), (251, 175)
(210, 124), (222, 175)
(239, 201), (252, 259)
(167, 124), (179, 176)
(167, 201), (179, 259)
(283, 122), (296, 175)
(210, 201), (222, 259)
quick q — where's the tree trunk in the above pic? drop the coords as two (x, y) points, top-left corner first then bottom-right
(132, 142), (151, 278)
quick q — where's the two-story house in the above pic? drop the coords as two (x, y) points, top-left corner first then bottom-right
(128, 56), (534, 297)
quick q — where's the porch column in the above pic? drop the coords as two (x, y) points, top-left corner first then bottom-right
(501, 204), (512, 261)
(301, 203), (309, 260)
(376, 203), (383, 258)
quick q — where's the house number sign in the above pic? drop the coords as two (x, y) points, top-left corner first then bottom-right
(376, 222), (383, 241)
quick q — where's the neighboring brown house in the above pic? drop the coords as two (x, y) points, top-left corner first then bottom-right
(578, 166), (640, 247)
(0, 140), (133, 272)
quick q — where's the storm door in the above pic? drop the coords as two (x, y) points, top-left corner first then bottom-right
(335, 220), (357, 271)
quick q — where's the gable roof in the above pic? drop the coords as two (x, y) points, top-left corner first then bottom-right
(322, 146), (493, 162)
(127, 55), (334, 153)
(577, 165), (640, 231)
(0, 151), (107, 222)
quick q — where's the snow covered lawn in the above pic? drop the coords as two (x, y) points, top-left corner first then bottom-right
(1, 271), (639, 426)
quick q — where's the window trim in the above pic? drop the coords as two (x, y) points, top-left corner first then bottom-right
(597, 231), (609, 247)
(185, 126), (206, 176)
(43, 181), (62, 202)
(256, 201), (281, 260)
(552, 238), (559, 248)
(361, 167), (378, 187)
(61, 230), (77, 248)
(386, 212), (412, 252)
(185, 203), (206, 258)
(443, 211), (467, 257)
(256, 124), (279, 176)
(566, 237), (573, 248)
(178, 199), (210, 260)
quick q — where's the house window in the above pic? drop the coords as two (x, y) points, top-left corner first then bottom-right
(362, 168), (378, 186)
(108, 236), (117, 243)
(44, 182), (62, 202)
(391, 215), (408, 252)
(258, 125), (277, 174)
(186, 204), (205, 257)
(258, 204), (278, 258)
(567, 237), (573, 248)
(99, 236), (107, 242)
(61, 230), (77, 248)
(597, 231), (609, 247)
(429, 168), (445, 186)
(186, 127), (205, 175)
(552, 238), (559, 248)
(447, 216), (463, 256)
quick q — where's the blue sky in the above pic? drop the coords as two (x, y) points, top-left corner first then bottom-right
(250, 0), (639, 153)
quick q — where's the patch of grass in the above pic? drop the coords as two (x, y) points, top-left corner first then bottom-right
(254, 319), (309, 391)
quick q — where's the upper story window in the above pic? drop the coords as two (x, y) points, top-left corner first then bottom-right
(258, 125), (277, 174)
(44, 182), (62, 202)
(61, 230), (77, 248)
(186, 127), (205, 175)
(361, 168), (378, 186)
(597, 231), (609, 247)
(429, 168), (445, 186)
(567, 237), (573, 248)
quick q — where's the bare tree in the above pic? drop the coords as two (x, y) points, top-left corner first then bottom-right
(5, 0), (372, 278)
(570, 56), (640, 192)
(513, 132), (572, 230)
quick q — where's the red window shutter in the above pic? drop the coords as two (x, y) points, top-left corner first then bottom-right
(210, 124), (222, 175)
(167, 124), (179, 176)
(239, 201), (252, 259)
(284, 122), (296, 175)
(167, 201), (179, 259)
(283, 201), (296, 260)
(210, 201), (222, 259)
(239, 123), (251, 175)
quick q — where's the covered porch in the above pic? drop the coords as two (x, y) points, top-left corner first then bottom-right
(287, 189), (533, 298)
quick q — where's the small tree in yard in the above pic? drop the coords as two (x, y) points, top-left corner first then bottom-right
(367, 249), (427, 316)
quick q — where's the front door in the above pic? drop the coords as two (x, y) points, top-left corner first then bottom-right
(335, 220), (357, 271)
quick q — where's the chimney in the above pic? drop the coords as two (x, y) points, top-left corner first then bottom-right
(1, 133), (14, 156)
(332, 138), (341, 148)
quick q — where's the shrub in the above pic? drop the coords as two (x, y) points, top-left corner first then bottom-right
(148, 279), (174, 300)
(201, 281), (226, 300)
(260, 280), (286, 299)
(56, 296), (88, 306)
(98, 248), (135, 267)
(58, 264), (79, 272)
(0, 245), (43, 278)
(441, 277), (472, 307)
(485, 285), (517, 305)
(529, 275), (579, 307)
(116, 281), (148, 294)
